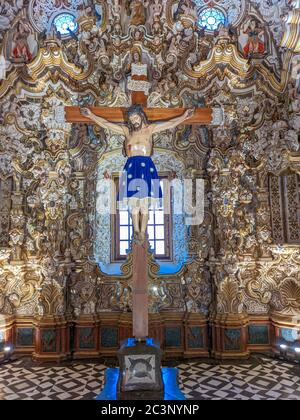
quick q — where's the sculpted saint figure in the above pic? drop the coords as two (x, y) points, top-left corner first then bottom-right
(242, 18), (265, 57)
(127, 0), (148, 26)
(81, 105), (194, 241)
(12, 21), (33, 63)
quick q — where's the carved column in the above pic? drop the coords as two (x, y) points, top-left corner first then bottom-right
(207, 123), (256, 359)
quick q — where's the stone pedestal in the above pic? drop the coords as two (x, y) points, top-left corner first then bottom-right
(117, 338), (164, 400)
(132, 240), (149, 339)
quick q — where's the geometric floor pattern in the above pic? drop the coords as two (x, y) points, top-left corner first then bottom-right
(0, 356), (300, 400)
(177, 358), (300, 400)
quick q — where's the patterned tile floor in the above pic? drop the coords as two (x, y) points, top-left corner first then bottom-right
(0, 356), (300, 400)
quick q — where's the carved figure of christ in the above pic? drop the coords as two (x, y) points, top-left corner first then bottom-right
(81, 105), (195, 241)
(66, 104), (216, 340)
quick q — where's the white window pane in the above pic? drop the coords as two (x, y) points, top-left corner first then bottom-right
(148, 226), (155, 240)
(156, 241), (165, 255)
(155, 211), (164, 225)
(120, 211), (129, 225)
(120, 226), (129, 240)
(160, 180), (164, 193)
(120, 241), (129, 255)
(149, 211), (154, 224)
(155, 225), (165, 240)
(116, 177), (169, 260)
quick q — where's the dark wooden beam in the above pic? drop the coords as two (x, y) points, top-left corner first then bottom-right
(65, 106), (213, 125)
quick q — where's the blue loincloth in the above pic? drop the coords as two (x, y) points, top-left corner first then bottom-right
(118, 156), (163, 210)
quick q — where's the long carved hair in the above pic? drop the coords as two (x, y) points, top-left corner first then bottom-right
(122, 104), (153, 157)
(126, 104), (149, 133)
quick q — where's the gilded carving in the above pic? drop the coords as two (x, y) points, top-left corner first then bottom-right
(0, 1), (299, 352)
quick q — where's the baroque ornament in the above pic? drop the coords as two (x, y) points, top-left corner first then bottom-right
(0, 0), (298, 360)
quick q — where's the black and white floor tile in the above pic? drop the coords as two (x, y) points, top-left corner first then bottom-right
(0, 357), (300, 400)
(177, 358), (300, 400)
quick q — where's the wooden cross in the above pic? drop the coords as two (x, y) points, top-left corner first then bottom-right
(64, 74), (216, 340)
(65, 106), (214, 126)
(65, 60), (215, 125)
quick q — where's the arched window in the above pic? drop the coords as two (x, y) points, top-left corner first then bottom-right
(114, 178), (172, 261)
(53, 13), (78, 36)
(199, 7), (226, 31)
(94, 152), (188, 275)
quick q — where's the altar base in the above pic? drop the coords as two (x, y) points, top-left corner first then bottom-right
(96, 367), (185, 401)
(116, 338), (164, 400)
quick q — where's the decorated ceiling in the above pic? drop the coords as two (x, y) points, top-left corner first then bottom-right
(0, 1), (299, 358)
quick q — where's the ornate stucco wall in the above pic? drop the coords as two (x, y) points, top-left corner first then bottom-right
(0, 0), (299, 360)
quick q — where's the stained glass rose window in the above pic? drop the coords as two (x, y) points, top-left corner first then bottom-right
(199, 8), (226, 31)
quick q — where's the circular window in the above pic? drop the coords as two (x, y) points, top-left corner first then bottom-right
(199, 8), (226, 31)
(53, 13), (78, 36)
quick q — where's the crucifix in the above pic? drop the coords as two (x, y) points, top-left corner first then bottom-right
(65, 69), (219, 340)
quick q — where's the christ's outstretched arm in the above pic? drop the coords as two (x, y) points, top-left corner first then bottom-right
(151, 108), (195, 134)
(80, 108), (129, 136)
